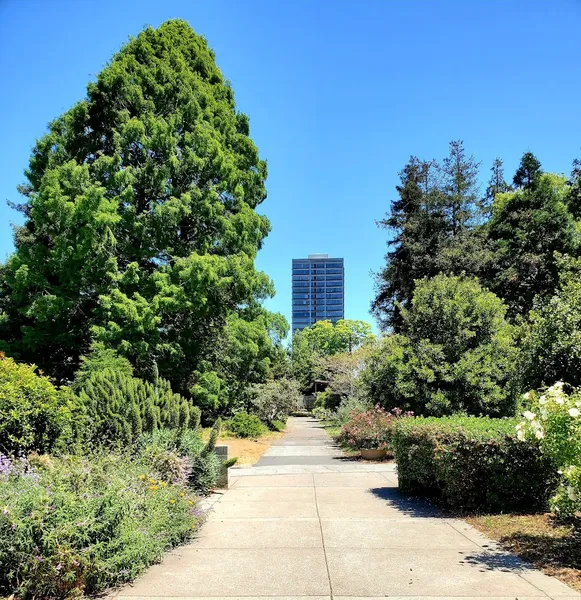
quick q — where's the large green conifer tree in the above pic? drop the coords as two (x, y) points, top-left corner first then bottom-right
(0, 20), (276, 394)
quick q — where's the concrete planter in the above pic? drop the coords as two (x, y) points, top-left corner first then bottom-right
(360, 448), (386, 460)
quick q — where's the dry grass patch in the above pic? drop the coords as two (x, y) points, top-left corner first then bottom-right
(202, 429), (284, 466)
(467, 513), (581, 592)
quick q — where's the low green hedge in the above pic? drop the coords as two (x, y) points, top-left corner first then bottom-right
(226, 412), (265, 438)
(394, 416), (558, 512)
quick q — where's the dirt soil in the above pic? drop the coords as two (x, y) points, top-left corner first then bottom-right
(215, 431), (284, 466)
(467, 513), (581, 592)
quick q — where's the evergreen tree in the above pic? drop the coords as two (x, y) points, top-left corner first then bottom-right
(440, 140), (482, 234)
(373, 142), (488, 330)
(372, 157), (446, 329)
(0, 20), (279, 395)
(513, 151), (542, 189)
(485, 158), (511, 212)
(486, 164), (580, 318)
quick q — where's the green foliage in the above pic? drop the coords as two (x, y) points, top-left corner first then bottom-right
(250, 378), (302, 424)
(486, 170), (580, 318)
(361, 274), (518, 416)
(0, 20), (277, 403)
(77, 368), (197, 447)
(0, 354), (75, 455)
(73, 343), (133, 390)
(393, 416), (557, 512)
(289, 320), (373, 390)
(289, 329), (318, 389)
(373, 142), (490, 329)
(227, 412), (265, 438)
(519, 255), (581, 390)
(300, 319), (374, 356)
(516, 383), (581, 517)
(0, 453), (200, 599)
(269, 419), (286, 432)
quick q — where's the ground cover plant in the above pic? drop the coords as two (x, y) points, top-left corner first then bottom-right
(0, 452), (203, 599)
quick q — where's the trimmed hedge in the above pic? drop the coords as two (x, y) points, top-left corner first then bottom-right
(394, 417), (558, 512)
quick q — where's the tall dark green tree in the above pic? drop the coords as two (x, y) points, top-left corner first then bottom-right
(485, 158), (511, 212)
(0, 20), (279, 396)
(372, 157), (446, 329)
(373, 141), (489, 330)
(513, 151), (542, 189)
(485, 153), (580, 318)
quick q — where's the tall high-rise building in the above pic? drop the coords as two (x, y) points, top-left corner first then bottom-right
(292, 254), (344, 331)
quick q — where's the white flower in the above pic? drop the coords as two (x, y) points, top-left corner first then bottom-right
(567, 486), (578, 502)
(515, 423), (522, 431)
(535, 429), (545, 440)
(568, 408), (580, 418)
(523, 410), (536, 421)
(516, 429), (526, 441)
(555, 381), (564, 388)
(531, 420), (540, 429)
(539, 395), (547, 405)
(556, 397), (565, 405)
(522, 391), (531, 400)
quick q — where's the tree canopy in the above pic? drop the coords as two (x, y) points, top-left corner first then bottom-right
(363, 274), (518, 417)
(0, 20), (284, 404)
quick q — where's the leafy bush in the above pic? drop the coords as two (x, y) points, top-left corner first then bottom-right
(227, 412), (265, 438)
(251, 378), (302, 424)
(77, 369), (198, 447)
(394, 416), (557, 512)
(519, 256), (581, 390)
(517, 383), (581, 516)
(0, 453), (201, 599)
(361, 274), (518, 417)
(339, 406), (412, 452)
(139, 421), (224, 495)
(270, 419), (286, 432)
(0, 354), (75, 455)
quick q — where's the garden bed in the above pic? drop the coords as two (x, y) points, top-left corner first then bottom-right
(467, 513), (581, 592)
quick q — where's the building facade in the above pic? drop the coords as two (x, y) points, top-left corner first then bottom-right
(292, 254), (344, 331)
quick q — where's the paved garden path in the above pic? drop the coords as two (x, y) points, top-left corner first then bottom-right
(115, 417), (580, 600)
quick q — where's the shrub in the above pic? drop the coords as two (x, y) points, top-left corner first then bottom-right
(394, 416), (557, 512)
(251, 378), (302, 424)
(77, 369), (198, 447)
(360, 275), (519, 417)
(0, 453), (201, 599)
(73, 343), (134, 390)
(139, 421), (224, 495)
(339, 406), (412, 452)
(227, 412), (265, 438)
(0, 354), (75, 455)
(517, 383), (581, 516)
(270, 419), (286, 432)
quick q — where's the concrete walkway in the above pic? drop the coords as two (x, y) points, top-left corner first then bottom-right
(115, 417), (580, 600)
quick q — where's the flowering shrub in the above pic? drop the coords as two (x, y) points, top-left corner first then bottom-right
(0, 452), (203, 599)
(517, 382), (581, 516)
(339, 406), (412, 452)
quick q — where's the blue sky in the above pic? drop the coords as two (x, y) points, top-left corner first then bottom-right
(1, 0), (580, 331)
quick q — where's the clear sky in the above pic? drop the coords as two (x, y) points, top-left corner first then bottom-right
(1, 0), (580, 331)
